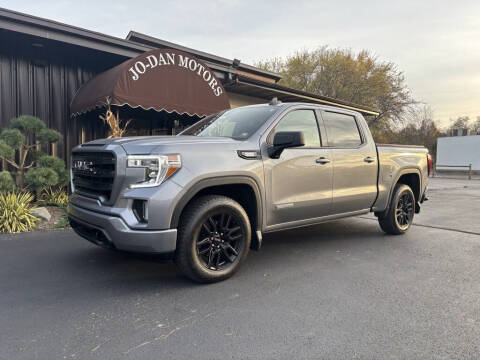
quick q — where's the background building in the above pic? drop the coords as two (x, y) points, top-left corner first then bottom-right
(0, 7), (378, 164)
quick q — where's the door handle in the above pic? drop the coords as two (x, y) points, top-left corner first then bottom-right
(364, 156), (375, 163)
(316, 157), (331, 164)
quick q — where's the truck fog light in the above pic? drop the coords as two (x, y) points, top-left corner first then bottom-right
(132, 199), (148, 223)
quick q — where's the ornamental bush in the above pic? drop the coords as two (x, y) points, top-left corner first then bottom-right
(10, 115), (45, 134)
(38, 187), (69, 207)
(0, 115), (65, 191)
(38, 155), (69, 186)
(0, 192), (38, 233)
(0, 171), (15, 193)
(24, 167), (58, 194)
(0, 128), (24, 148)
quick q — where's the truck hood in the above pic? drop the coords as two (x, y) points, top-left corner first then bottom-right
(83, 135), (241, 154)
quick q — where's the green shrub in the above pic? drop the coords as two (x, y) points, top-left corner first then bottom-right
(0, 128), (24, 149)
(25, 168), (58, 193)
(0, 192), (38, 233)
(0, 115), (63, 189)
(0, 140), (14, 160)
(38, 156), (68, 186)
(38, 187), (69, 206)
(37, 128), (62, 144)
(10, 115), (46, 134)
(0, 171), (15, 193)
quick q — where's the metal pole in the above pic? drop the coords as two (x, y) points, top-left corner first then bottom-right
(468, 164), (472, 180)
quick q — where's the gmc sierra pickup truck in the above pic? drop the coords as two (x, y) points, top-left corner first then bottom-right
(68, 101), (431, 282)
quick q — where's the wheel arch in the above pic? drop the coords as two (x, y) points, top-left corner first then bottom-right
(170, 176), (263, 248)
(387, 169), (422, 212)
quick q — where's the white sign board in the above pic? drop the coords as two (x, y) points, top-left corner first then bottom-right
(437, 135), (480, 170)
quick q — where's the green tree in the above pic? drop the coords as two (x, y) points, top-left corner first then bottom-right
(0, 115), (63, 189)
(257, 47), (416, 136)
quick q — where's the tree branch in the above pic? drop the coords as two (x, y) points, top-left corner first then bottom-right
(20, 145), (30, 168)
(0, 156), (19, 169)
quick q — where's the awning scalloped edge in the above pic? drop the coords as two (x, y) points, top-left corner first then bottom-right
(70, 102), (210, 118)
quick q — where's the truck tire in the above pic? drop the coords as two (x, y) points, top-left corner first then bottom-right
(175, 195), (251, 283)
(378, 183), (415, 235)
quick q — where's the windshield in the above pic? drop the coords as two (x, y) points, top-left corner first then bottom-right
(179, 106), (279, 140)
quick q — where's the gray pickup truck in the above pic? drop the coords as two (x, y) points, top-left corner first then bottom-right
(68, 102), (431, 282)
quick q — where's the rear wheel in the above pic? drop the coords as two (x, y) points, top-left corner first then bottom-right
(175, 195), (251, 283)
(378, 184), (415, 235)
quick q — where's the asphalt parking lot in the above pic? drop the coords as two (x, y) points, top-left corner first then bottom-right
(1, 177), (479, 359)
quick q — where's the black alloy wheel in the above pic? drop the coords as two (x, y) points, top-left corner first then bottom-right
(378, 183), (415, 235)
(196, 212), (244, 271)
(175, 195), (251, 283)
(395, 191), (414, 230)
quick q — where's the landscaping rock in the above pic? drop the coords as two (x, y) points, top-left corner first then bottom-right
(32, 207), (51, 222)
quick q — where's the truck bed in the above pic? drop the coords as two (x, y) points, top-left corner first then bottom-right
(372, 143), (429, 212)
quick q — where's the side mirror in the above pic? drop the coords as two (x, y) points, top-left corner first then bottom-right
(268, 131), (305, 158)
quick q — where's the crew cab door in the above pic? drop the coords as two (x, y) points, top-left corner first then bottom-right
(320, 110), (378, 214)
(262, 109), (333, 227)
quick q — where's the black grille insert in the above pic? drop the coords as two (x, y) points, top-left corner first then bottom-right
(72, 151), (116, 199)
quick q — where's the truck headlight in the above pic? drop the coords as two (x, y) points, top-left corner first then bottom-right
(127, 154), (181, 188)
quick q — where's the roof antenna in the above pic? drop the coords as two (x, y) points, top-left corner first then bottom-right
(269, 97), (281, 105)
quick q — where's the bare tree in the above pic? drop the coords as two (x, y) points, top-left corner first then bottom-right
(390, 105), (444, 159)
(257, 46), (417, 132)
(470, 116), (480, 135)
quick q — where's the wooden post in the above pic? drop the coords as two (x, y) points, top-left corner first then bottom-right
(468, 164), (472, 180)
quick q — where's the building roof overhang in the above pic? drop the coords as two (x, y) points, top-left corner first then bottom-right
(227, 76), (380, 116)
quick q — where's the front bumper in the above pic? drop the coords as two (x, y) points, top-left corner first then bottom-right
(68, 203), (177, 254)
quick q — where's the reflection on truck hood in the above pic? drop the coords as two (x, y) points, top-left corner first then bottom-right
(83, 135), (240, 154)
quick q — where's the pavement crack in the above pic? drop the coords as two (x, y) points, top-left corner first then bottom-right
(123, 340), (153, 355)
(122, 312), (215, 355)
(90, 338), (110, 353)
(409, 223), (480, 236)
(358, 216), (480, 236)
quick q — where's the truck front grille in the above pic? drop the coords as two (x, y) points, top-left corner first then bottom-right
(71, 151), (116, 200)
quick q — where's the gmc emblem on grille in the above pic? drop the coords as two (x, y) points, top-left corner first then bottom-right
(73, 160), (94, 173)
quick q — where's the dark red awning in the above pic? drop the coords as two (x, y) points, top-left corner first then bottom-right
(71, 48), (231, 117)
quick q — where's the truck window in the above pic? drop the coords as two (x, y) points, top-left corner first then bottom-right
(323, 112), (362, 147)
(273, 110), (321, 147)
(183, 106), (279, 140)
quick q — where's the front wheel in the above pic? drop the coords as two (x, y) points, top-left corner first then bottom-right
(378, 184), (415, 235)
(175, 195), (251, 283)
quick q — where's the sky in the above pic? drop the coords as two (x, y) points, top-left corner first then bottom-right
(2, 0), (480, 127)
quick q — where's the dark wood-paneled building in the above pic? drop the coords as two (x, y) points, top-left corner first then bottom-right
(0, 7), (378, 164)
